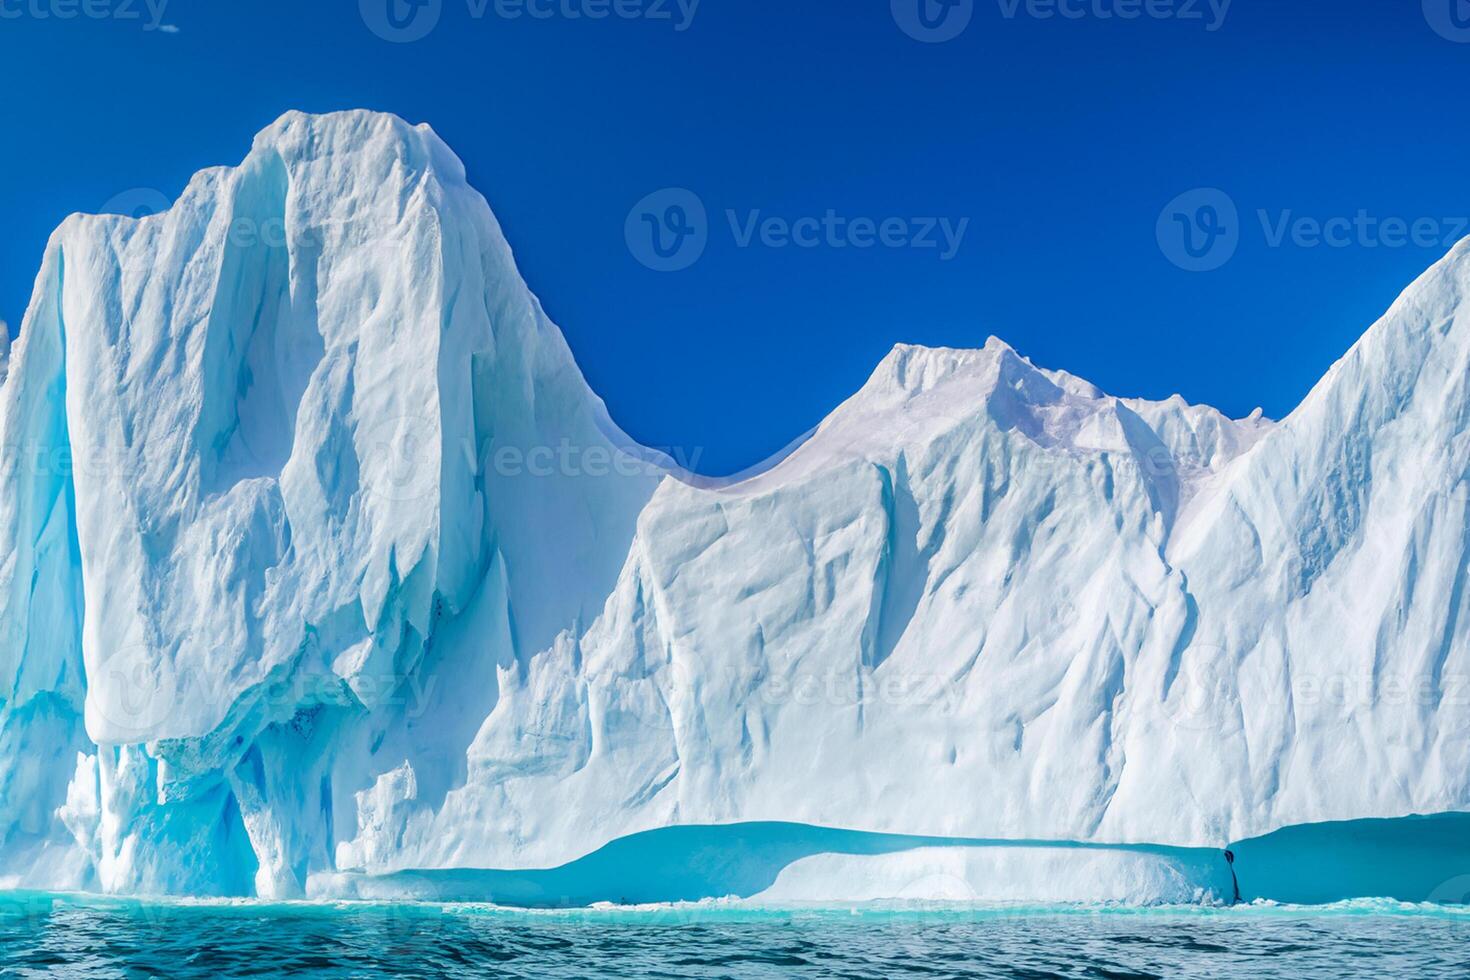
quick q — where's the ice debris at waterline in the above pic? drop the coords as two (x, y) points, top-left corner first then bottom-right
(1, 110), (1470, 903)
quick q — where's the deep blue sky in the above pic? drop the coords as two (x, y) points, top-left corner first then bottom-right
(2, 0), (1469, 474)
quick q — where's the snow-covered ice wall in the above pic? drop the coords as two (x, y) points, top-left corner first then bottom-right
(1, 110), (1468, 901)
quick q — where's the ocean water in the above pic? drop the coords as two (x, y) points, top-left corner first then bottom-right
(1, 895), (1467, 979)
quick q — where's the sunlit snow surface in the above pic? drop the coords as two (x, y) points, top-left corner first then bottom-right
(2, 110), (1470, 902)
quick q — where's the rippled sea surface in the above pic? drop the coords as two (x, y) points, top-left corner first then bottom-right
(2, 895), (1468, 978)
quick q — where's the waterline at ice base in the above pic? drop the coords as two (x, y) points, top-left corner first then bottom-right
(2, 111), (1470, 907)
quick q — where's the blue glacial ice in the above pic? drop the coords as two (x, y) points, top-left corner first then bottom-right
(1, 110), (1470, 904)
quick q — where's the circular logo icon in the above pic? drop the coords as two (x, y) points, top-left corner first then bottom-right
(892, 0), (974, 43)
(625, 188), (708, 272)
(599, 657), (699, 736)
(1427, 873), (1470, 904)
(1159, 646), (1239, 734)
(896, 871), (982, 903)
(358, 414), (439, 503)
(1445, 468), (1470, 503)
(1157, 188), (1240, 273)
(86, 644), (182, 744)
(99, 188), (172, 221)
(361, 0), (442, 42)
(359, 876), (449, 939)
(1425, 0), (1470, 42)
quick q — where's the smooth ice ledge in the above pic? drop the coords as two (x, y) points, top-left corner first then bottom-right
(312, 815), (1470, 908)
(307, 811), (1470, 910)
(1230, 812), (1470, 905)
(310, 822), (1236, 907)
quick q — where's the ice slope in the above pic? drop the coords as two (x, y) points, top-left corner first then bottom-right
(0, 109), (1466, 901)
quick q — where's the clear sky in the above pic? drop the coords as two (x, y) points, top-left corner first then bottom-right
(2, 0), (1469, 474)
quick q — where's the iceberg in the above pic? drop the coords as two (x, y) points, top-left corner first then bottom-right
(1, 109), (1468, 903)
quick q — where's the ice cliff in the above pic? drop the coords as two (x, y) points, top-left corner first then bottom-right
(0, 110), (1468, 902)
